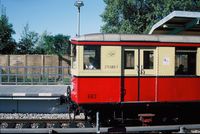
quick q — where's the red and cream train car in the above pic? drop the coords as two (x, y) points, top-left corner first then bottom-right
(70, 34), (200, 125)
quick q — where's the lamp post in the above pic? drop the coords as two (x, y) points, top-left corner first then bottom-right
(74, 0), (84, 36)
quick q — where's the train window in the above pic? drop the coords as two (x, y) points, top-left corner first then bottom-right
(84, 46), (101, 70)
(72, 45), (76, 69)
(124, 51), (135, 69)
(143, 51), (154, 69)
(175, 48), (197, 75)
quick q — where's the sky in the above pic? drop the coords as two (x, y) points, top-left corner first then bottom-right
(1, 0), (105, 41)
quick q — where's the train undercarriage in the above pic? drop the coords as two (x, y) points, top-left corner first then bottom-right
(59, 86), (200, 128)
(66, 101), (200, 128)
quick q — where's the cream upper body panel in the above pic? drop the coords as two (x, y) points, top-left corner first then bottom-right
(78, 46), (121, 76)
(71, 34), (200, 77)
(71, 45), (199, 77)
(158, 47), (175, 76)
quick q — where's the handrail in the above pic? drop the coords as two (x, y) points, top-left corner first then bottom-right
(0, 66), (71, 85)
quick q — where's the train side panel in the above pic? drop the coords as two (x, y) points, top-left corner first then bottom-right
(140, 77), (156, 101)
(123, 77), (138, 101)
(71, 77), (121, 104)
(158, 77), (200, 101)
(71, 37), (200, 104)
(71, 46), (122, 104)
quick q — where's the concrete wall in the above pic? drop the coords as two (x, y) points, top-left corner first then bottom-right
(0, 55), (70, 66)
(0, 55), (70, 74)
(0, 100), (68, 113)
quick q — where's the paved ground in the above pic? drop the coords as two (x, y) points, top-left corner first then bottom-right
(0, 85), (69, 97)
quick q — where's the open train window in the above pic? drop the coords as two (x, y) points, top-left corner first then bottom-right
(143, 51), (154, 69)
(72, 45), (77, 69)
(175, 47), (197, 75)
(84, 46), (101, 70)
(124, 51), (135, 69)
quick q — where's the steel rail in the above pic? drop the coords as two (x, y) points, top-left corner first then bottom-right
(0, 124), (200, 133)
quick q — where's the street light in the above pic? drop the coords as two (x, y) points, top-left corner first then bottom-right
(74, 0), (84, 36)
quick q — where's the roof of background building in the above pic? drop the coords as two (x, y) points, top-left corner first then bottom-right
(149, 11), (200, 35)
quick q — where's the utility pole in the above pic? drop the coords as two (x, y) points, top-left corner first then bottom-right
(74, 0), (84, 36)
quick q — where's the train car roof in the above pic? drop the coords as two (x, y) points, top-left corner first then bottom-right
(71, 33), (200, 46)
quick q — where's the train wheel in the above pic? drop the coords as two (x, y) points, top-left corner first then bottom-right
(76, 122), (85, 128)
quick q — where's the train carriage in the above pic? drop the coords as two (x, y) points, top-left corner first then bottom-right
(69, 33), (200, 126)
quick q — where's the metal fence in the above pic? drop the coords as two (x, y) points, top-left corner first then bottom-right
(0, 66), (71, 85)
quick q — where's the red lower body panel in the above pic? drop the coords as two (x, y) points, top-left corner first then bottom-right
(71, 76), (200, 104)
(158, 77), (200, 101)
(124, 78), (138, 101)
(123, 77), (156, 102)
(140, 78), (156, 101)
(71, 77), (121, 104)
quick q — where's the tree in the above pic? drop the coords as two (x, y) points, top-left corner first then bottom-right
(36, 32), (70, 56)
(101, 0), (200, 34)
(35, 33), (71, 66)
(34, 31), (54, 54)
(16, 24), (39, 54)
(53, 34), (70, 56)
(0, 14), (16, 54)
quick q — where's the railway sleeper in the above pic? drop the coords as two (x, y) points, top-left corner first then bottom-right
(0, 120), (93, 129)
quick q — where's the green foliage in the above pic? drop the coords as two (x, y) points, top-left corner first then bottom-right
(15, 24), (39, 54)
(35, 31), (54, 54)
(15, 25), (70, 55)
(53, 34), (70, 56)
(36, 32), (70, 56)
(101, 0), (200, 34)
(0, 15), (16, 54)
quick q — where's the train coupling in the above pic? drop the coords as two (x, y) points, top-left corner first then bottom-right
(60, 86), (71, 105)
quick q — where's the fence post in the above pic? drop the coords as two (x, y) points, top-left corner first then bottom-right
(47, 67), (49, 85)
(24, 55), (27, 84)
(0, 66), (2, 85)
(54, 66), (57, 84)
(31, 67), (33, 85)
(15, 66), (17, 85)
(8, 66), (10, 83)
(39, 67), (41, 84)
(62, 66), (64, 84)
(23, 66), (26, 84)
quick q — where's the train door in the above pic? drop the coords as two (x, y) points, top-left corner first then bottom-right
(139, 48), (156, 101)
(122, 47), (157, 102)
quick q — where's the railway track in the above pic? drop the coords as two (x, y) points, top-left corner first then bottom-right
(1, 123), (200, 133)
(0, 113), (89, 129)
(0, 119), (88, 129)
(1, 113), (200, 133)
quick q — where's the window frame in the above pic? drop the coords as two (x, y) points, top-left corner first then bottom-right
(124, 50), (135, 69)
(83, 45), (101, 70)
(175, 47), (197, 76)
(71, 44), (77, 69)
(143, 50), (154, 70)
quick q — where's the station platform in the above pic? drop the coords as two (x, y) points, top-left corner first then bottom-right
(0, 85), (69, 113)
(0, 85), (68, 99)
